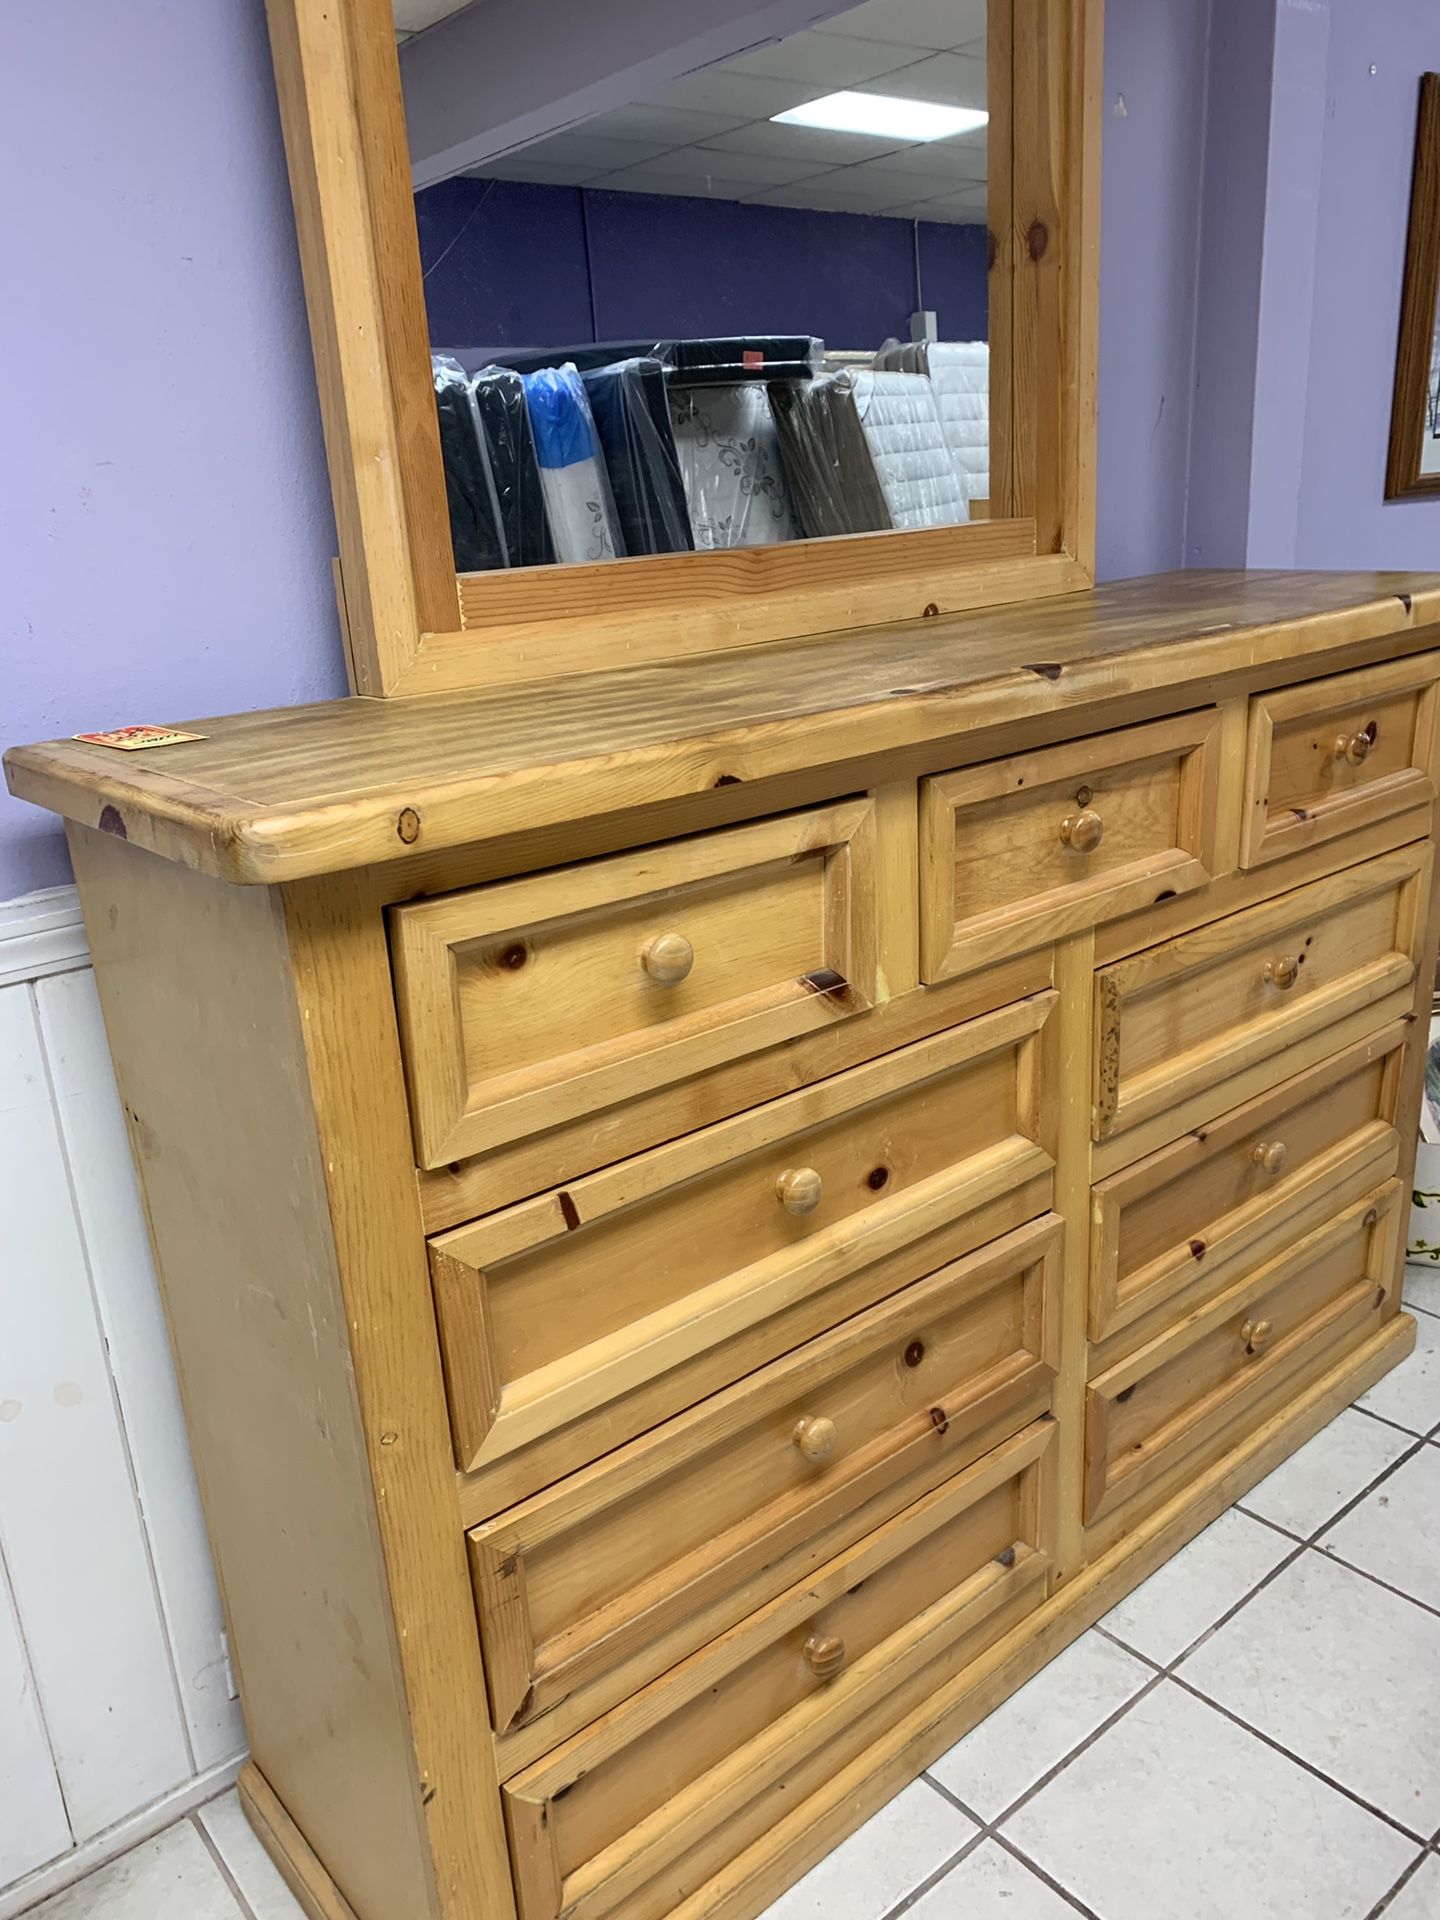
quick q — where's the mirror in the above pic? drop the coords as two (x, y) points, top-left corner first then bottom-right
(1388, 72), (1440, 499)
(395, 0), (993, 574)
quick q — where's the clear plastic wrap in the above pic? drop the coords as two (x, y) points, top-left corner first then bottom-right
(768, 372), (892, 539)
(469, 366), (557, 568)
(441, 337), (824, 385)
(849, 370), (970, 530)
(581, 358), (694, 556)
(432, 355), (507, 573)
(667, 385), (801, 549)
(521, 364), (623, 564)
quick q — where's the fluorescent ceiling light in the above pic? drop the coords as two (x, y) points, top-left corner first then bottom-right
(771, 91), (988, 142)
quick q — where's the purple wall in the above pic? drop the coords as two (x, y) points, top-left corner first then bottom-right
(1295, 1), (1440, 569)
(417, 178), (989, 352)
(1095, 0), (1212, 581)
(0, 0), (344, 900)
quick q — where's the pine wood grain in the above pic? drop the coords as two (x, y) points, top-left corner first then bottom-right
(9, 573), (1440, 884)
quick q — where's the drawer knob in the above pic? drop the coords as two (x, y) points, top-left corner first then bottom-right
(1060, 807), (1105, 853)
(1241, 1317), (1274, 1356)
(776, 1166), (824, 1215)
(803, 1632), (847, 1681)
(641, 932), (695, 985)
(1333, 728), (1375, 766)
(793, 1414), (839, 1462)
(1262, 955), (1300, 991)
(1252, 1139), (1289, 1176)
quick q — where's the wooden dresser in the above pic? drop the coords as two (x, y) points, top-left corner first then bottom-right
(7, 568), (1440, 1920)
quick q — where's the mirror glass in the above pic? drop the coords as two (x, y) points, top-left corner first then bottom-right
(395, 0), (991, 573)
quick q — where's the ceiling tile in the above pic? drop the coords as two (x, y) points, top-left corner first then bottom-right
(909, 184), (990, 220)
(747, 169), (921, 211)
(518, 131), (677, 171)
(591, 155), (820, 198)
(462, 157), (589, 185)
(392, 0), (471, 31)
(722, 29), (931, 89)
(653, 68), (815, 121)
(856, 48), (987, 107)
(815, 0), (988, 52)
(852, 139), (988, 184)
(701, 121), (912, 164)
(652, 147), (823, 186)
(581, 104), (749, 147)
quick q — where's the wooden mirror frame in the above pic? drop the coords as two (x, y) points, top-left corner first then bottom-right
(265, 0), (1103, 697)
(1388, 73), (1440, 503)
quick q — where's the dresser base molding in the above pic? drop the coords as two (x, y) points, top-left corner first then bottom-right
(238, 1318), (1413, 1920)
(237, 1766), (363, 1920)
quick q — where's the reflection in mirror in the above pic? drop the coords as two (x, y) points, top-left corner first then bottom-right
(1423, 321), (1440, 480)
(395, 1), (990, 575)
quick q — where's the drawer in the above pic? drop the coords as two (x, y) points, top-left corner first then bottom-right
(390, 801), (882, 1168)
(471, 1216), (1061, 1750)
(1089, 1022), (1407, 1346)
(432, 995), (1057, 1501)
(1240, 652), (1440, 868)
(1084, 1181), (1401, 1526)
(919, 711), (1224, 981)
(503, 1421), (1055, 1920)
(1092, 843), (1426, 1144)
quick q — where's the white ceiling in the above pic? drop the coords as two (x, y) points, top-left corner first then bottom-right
(396, 0), (989, 224)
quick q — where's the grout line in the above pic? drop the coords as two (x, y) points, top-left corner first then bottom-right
(919, 1773), (983, 1825)
(1351, 1401), (1429, 1440)
(980, 1667), (1170, 1831)
(1311, 1542), (1440, 1623)
(1232, 1503), (1305, 1543)
(1308, 1434), (1434, 1549)
(874, 1824), (989, 1920)
(1166, 1672), (1431, 1847)
(1365, 1847), (1435, 1920)
(190, 1806), (261, 1920)
(987, 1830), (1105, 1919)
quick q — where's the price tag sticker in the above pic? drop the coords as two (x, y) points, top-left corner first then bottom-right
(74, 725), (206, 751)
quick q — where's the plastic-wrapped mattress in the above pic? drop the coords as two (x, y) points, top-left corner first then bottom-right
(581, 357), (693, 556)
(667, 385), (801, 548)
(767, 373), (892, 538)
(522, 364), (623, 565)
(445, 337), (824, 385)
(849, 370), (970, 530)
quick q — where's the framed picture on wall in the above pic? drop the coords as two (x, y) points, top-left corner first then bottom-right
(1388, 72), (1440, 499)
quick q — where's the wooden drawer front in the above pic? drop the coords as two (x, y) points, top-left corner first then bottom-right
(391, 801), (881, 1168)
(920, 711), (1223, 981)
(432, 995), (1057, 1496)
(1092, 844), (1426, 1144)
(471, 1216), (1061, 1750)
(1084, 1182), (1400, 1526)
(1241, 652), (1440, 868)
(1090, 1023), (1407, 1346)
(504, 1422), (1055, 1920)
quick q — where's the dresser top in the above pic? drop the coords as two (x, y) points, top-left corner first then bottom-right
(9, 569), (1440, 885)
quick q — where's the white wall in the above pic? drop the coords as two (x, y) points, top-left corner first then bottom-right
(0, 891), (245, 1916)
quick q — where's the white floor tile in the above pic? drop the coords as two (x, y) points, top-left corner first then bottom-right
(1002, 1680), (1414, 1920)
(1099, 1508), (1293, 1665)
(928, 1629), (1151, 1820)
(1241, 1407), (1414, 1539)
(1178, 1550), (1440, 1832)
(759, 1780), (976, 1920)
(1380, 1852), (1440, 1920)
(25, 1822), (243, 1920)
(1319, 1446), (1440, 1613)
(198, 1789), (307, 1919)
(907, 1839), (1078, 1917)
(1358, 1313), (1440, 1434)
(1403, 1262), (1440, 1319)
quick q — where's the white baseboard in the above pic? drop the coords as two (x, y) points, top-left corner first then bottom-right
(0, 886), (87, 988)
(0, 1751), (247, 1920)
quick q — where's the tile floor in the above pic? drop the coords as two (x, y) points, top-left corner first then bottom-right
(22, 1271), (1440, 1920)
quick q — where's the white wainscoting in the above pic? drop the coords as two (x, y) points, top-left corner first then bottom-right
(0, 888), (245, 1916)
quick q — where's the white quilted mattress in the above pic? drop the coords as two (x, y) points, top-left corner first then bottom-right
(928, 341), (990, 508)
(849, 370), (969, 530)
